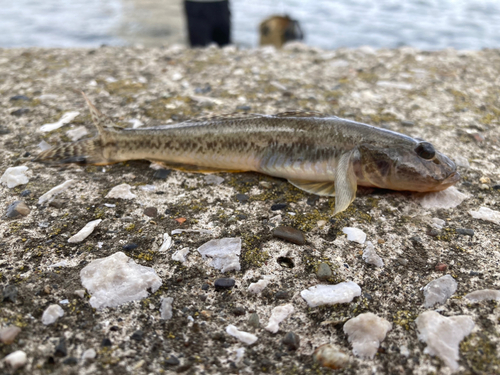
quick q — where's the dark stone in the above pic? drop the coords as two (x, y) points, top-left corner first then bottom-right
(470, 271), (482, 276)
(248, 313), (260, 328)
(456, 228), (474, 237)
(195, 84), (211, 94)
(2, 285), (18, 303)
(123, 243), (138, 251)
(54, 338), (67, 357)
(401, 120), (415, 127)
(271, 203), (287, 211)
(131, 330), (144, 341)
(23, 151), (31, 157)
(201, 283), (209, 291)
(273, 226), (306, 245)
(277, 256), (294, 268)
(236, 105), (251, 111)
(427, 228), (439, 237)
(0, 127), (11, 135)
(20, 190), (31, 197)
(214, 278), (235, 291)
(165, 355), (180, 366)
(236, 213), (247, 220)
(110, 326), (120, 332)
(5, 201), (30, 218)
(275, 291), (289, 300)
(153, 169), (171, 179)
(493, 185), (500, 190)
(306, 195), (319, 206)
(101, 338), (112, 347)
(143, 207), (158, 217)
(212, 332), (226, 342)
(316, 263), (332, 280)
(235, 193), (249, 203)
(11, 108), (29, 117)
(49, 199), (65, 209)
(282, 332), (300, 351)
(410, 236), (423, 246)
(10, 95), (31, 101)
(63, 357), (78, 365)
(232, 307), (246, 316)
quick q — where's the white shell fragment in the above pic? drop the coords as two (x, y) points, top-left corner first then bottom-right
(68, 219), (102, 243)
(226, 325), (258, 345)
(301, 282), (362, 308)
(469, 207), (500, 226)
(465, 289), (500, 302)
(41, 304), (64, 325)
(362, 241), (384, 267)
(0, 166), (29, 188)
(423, 275), (457, 308)
(82, 348), (97, 360)
(80, 252), (162, 309)
(342, 227), (366, 244)
(172, 247), (190, 263)
(248, 275), (273, 294)
(160, 297), (173, 320)
(343, 313), (392, 359)
(39, 111), (80, 132)
(265, 304), (294, 333)
(105, 184), (136, 199)
(66, 125), (88, 141)
(416, 311), (474, 371)
(197, 238), (241, 273)
(158, 233), (172, 252)
(4, 350), (27, 370)
(38, 180), (75, 204)
(417, 186), (468, 209)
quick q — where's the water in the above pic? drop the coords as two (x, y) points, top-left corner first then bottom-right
(1, 0), (500, 50)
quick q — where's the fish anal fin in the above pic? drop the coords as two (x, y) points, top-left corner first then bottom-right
(287, 179), (336, 196)
(333, 150), (358, 215)
(149, 161), (248, 174)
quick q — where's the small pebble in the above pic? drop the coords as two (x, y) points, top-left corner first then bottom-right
(4, 350), (27, 370)
(20, 190), (31, 197)
(201, 283), (209, 291)
(49, 199), (65, 209)
(214, 278), (235, 291)
(82, 348), (96, 360)
(271, 203), (287, 211)
(282, 332), (300, 351)
(492, 184), (500, 190)
(5, 201), (30, 218)
(143, 207), (158, 217)
(248, 313), (260, 328)
(435, 263), (448, 271)
(130, 330), (144, 341)
(160, 297), (173, 320)
(54, 338), (67, 357)
(423, 275), (457, 308)
(11, 108), (29, 117)
(273, 226), (306, 245)
(456, 228), (474, 237)
(42, 304), (64, 325)
(2, 285), (18, 303)
(0, 326), (21, 344)
(10, 95), (31, 101)
(63, 357), (78, 365)
(314, 344), (349, 369)
(123, 243), (138, 251)
(101, 338), (112, 347)
(165, 355), (180, 366)
(233, 307), (246, 316)
(275, 291), (290, 300)
(153, 169), (171, 179)
(401, 120), (415, 127)
(235, 193), (249, 203)
(316, 263), (333, 280)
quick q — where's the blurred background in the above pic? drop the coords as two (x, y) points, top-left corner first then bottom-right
(1, 0), (500, 50)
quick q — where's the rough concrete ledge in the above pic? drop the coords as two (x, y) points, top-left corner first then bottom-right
(0, 44), (499, 374)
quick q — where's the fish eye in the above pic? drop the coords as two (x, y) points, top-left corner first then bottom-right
(415, 142), (435, 160)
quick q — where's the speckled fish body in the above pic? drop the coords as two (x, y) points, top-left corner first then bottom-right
(35, 93), (460, 214)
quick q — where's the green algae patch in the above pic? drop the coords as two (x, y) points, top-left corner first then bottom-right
(461, 332), (500, 374)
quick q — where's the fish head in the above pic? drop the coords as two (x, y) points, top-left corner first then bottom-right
(356, 141), (460, 192)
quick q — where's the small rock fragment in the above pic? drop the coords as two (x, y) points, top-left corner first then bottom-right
(423, 275), (457, 308)
(342, 227), (366, 244)
(66, 126), (88, 141)
(5, 201), (30, 218)
(343, 313), (392, 359)
(105, 184), (136, 199)
(226, 325), (258, 345)
(282, 332), (300, 350)
(265, 304), (294, 333)
(48, 199), (65, 209)
(204, 175), (224, 185)
(272, 226), (306, 245)
(454, 156), (469, 168)
(143, 207), (158, 217)
(417, 186), (468, 209)
(172, 247), (189, 263)
(469, 207), (500, 226)
(11, 108), (29, 117)
(68, 219), (102, 243)
(435, 263), (448, 272)
(301, 282), (361, 307)
(214, 278), (235, 291)
(1, 166), (29, 188)
(416, 311), (474, 371)
(313, 344), (349, 369)
(198, 238), (241, 273)
(158, 233), (172, 252)
(39, 111), (80, 132)
(74, 290), (85, 298)
(165, 355), (180, 366)
(4, 350), (27, 370)
(54, 337), (67, 357)
(80, 252), (162, 309)
(38, 180), (75, 204)
(41, 304), (64, 325)
(0, 326), (21, 344)
(248, 275), (273, 294)
(362, 241), (384, 267)
(248, 313), (260, 328)
(82, 348), (96, 360)
(316, 263), (332, 280)
(235, 193), (249, 203)
(2, 285), (18, 303)
(271, 203), (287, 211)
(465, 289), (500, 302)
(456, 228), (474, 237)
(153, 169), (171, 179)
(160, 297), (174, 320)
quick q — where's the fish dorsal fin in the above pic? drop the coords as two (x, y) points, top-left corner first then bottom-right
(287, 179), (336, 196)
(333, 149), (358, 215)
(274, 111), (328, 118)
(81, 91), (118, 135)
(181, 113), (267, 124)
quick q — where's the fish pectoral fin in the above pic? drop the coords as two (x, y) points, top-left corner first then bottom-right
(333, 150), (358, 215)
(287, 179), (336, 196)
(149, 161), (248, 174)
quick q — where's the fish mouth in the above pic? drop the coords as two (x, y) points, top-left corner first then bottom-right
(442, 171), (461, 186)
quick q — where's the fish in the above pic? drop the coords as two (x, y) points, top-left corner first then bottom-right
(34, 92), (460, 215)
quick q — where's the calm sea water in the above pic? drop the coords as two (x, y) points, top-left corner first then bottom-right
(1, 0), (500, 50)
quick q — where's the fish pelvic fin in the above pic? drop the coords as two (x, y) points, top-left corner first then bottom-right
(32, 137), (112, 165)
(287, 179), (336, 196)
(333, 149), (358, 215)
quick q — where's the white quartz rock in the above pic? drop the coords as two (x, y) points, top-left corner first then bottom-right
(301, 282), (362, 308)
(362, 241), (384, 267)
(4, 350), (27, 370)
(343, 313), (392, 359)
(248, 275), (273, 294)
(105, 184), (136, 199)
(469, 207), (500, 226)
(204, 175), (224, 185)
(198, 238), (241, 273)
(68, 219), (102, 243)
(82, 348), (96, 360)
(39, 111), (80, 132)
(226, 325), (258, 345)
(423, 275), (457, 308)
(172, 247), (189, 263)
(453, 156), (470, 168)
(417, 186), (468, 209)
(160, 297), (173, 320)
(342, 227), (366, 244)
(41, 304), (64, 325)
(465, 289), (500, 302)
(38, 180), (75, 204)
(0, 166), (29, 188)
(158, 233), (172, 252)
(66, 125), (88, 141)
(80, 252), (162, 309)
(265, 304), (294, 333)
(416, 311), (474, 371)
